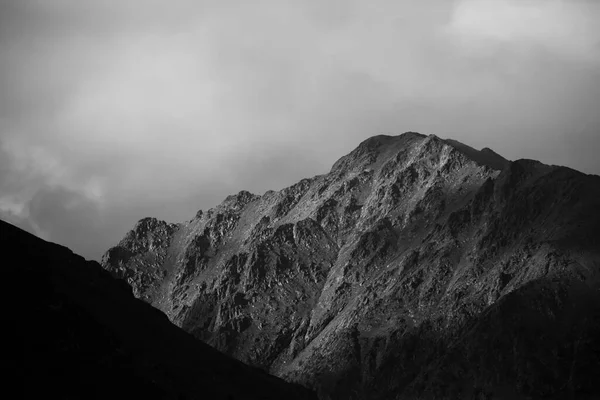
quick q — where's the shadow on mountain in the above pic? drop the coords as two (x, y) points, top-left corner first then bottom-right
(360, 276), (600, 400)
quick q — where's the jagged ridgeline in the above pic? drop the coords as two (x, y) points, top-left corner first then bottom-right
(103, 132), (600, 400)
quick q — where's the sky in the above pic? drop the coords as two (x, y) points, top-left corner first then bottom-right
(1, 0), (599, 260)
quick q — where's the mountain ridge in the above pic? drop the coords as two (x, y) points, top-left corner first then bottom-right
(102, 131), (600, 399)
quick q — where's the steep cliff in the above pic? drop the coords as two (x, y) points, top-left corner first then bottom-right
(103, 132), (600, 399)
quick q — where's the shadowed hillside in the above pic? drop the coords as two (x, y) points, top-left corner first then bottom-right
(7, 219), (316, 400)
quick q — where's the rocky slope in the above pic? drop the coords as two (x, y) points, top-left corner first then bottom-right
(102, 132), (600, 399)
(7, 220), (316, 400)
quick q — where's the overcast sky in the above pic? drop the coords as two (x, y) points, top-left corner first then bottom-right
(1, 0), (599, 260)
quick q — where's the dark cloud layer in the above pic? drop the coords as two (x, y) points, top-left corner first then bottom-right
(1, 0), (599, 260)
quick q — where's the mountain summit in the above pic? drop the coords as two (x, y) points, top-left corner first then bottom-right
(103, 132), (600, 399)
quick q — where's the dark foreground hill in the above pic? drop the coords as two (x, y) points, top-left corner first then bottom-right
(103, 132), (600, 399)
(7, 220), (316, 400)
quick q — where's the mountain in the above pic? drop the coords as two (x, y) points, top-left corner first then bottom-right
(102, 132), (600, 399)
(7, 219), (316, 400)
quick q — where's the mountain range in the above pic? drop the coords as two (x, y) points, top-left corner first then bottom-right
(100, 132), (600, 399)
(10, 131), (600, 399)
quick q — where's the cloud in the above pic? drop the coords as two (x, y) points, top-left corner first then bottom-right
(0, 0), (599, 260)
(447, 0), (600, 61)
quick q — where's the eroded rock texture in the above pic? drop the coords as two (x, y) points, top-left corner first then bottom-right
(103, 132), (600, 399)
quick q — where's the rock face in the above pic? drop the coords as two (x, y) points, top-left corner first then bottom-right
(7, 220), (316, 400)
(102, 132), (600, 399)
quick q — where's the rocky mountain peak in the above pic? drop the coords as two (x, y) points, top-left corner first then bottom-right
(439, 138), (510, 171)
(330, 132), (425, 174)
(102, 132), (600, 400)
(213, 190), (260, 214)
(130, 217), (176, 237)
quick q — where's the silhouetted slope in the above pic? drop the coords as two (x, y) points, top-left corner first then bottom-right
(6, 220), (316, 400)
(103, 132), (600, 399)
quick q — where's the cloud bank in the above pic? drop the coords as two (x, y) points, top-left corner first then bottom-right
(1, 0), (599, 259)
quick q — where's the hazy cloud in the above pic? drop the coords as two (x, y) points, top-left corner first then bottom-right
(448, 0), (600, 61)
(1, 0), (599, 260)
